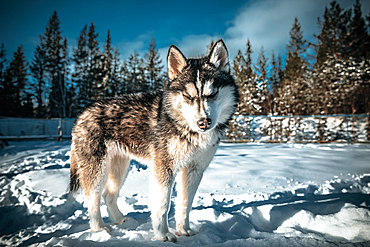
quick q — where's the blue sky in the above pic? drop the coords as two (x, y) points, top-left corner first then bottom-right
(1, 0), (369, 67)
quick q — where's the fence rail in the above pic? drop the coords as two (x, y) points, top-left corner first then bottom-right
(1, 115), (369, 144)
(226, 114), (370, 144)
(0, 135), (72, 140)
(0, 118), (74, 142)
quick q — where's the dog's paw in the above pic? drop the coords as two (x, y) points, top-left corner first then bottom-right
(114, 217), (133, 225)
(154, 232), (177, 242)
(91, 224), (113, 232)
(175, 228), (196, 237)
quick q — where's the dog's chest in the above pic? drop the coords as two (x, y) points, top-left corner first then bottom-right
(167, 132), (219, 169)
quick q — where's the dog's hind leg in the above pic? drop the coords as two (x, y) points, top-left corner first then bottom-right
(86, 191), (112, 232)
(103, 154), (130, 225)
(83, 166), (112, 232)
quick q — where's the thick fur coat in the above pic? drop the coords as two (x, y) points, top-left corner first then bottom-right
(69, 39), (239, 242)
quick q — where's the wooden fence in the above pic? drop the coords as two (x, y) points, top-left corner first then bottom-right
(225, 114), (370, 144)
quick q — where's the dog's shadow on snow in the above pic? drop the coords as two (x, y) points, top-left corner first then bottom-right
(192, 175), (370, 236)
(13, 174), (369, 246)
(117, 175), (370, 241)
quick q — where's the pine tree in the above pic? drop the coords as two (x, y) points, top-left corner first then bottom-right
(0, 43), (8, 116)
(233, 49), (247, 87)
(245, 76), (261, 115)
(72, 24), (89, 111)
(254, 46), (270, 114)
(162, 70), (169, 89)
(312, 0), (370, 115)
(67, 83), (77, 117)
(269, 51), (282, 115)
(87, 22), (102, 100)
(6, 45), (29, 116)
(345, 0), (369, 114)
(314, 0), (351, 65)
(0, 45), (15, 117)
(364, 13), (370, 113)
(0, 44), (7, 90)
(284, 17), (307, 82)
(144, 37), (164, 91)
(22, 92), (34, 117)
(245, 39), (254, 79)
(138, 58), (147, 92)
(111, 47), (122, 97)
(119, 59), (129, 94)
(60, 37), (70, 117)
(254, 46), (268, 82)
(233, 49), (249, 115)
(282, 17), (309, 115)
(366, 13), (370, 62)
(269, 51), (280, 90)
(42, 11), (68, 117)
(233, 39), (256, 115)
(347, 0), (367, 61)
(233, 39), (255, 88)
(244, 53), (260, 115)
(127, 51), (141, 93)
(30, 42), (47, 117)
(100, 30), (114, 97)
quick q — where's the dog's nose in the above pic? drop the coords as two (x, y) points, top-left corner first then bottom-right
(197, 118), (212, 130)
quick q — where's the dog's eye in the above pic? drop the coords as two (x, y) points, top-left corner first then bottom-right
(208, 91), (218, 99)
(183, 94), (192, 100)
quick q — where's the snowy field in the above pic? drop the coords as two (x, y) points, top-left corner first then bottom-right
(0, 141), (370, 247)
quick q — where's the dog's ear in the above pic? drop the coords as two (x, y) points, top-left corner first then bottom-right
(209, 39), (230, 73)
(167, 45), (187, 81)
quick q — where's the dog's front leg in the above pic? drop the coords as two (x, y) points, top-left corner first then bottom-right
(175, 164), (205, 237)
(150, 167), (177, 242)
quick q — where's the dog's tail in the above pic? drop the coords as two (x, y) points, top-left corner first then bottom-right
(67, 147), (80, 203)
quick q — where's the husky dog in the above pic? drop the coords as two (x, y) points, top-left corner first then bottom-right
(69, 39), (239, 242)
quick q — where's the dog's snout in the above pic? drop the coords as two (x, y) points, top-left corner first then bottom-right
(197, 118), (212, 130)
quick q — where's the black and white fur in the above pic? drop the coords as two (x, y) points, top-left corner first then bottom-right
(69, 39), (239, 242)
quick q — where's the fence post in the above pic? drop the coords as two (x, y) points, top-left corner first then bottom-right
(58, 118), (63, 142)
(346, 115), (350, 145)
(251, 116), (255, 142)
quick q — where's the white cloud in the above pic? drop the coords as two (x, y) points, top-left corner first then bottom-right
(223, 0), (326, 58)
(158, 0), (370, 66)
(116, 34), (152, 61)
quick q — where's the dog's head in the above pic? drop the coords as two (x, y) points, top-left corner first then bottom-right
(164, 39), (239, 134)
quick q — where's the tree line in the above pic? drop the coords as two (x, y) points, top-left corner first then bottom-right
(0, 0), (369, 119)
(0, 11), (165, 118)
(233, 0), (370, 116)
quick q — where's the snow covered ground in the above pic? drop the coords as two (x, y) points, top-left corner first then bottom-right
(0, 141), (370, 246)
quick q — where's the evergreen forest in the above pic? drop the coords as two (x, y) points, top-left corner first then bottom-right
(0, 0), (369, 119)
